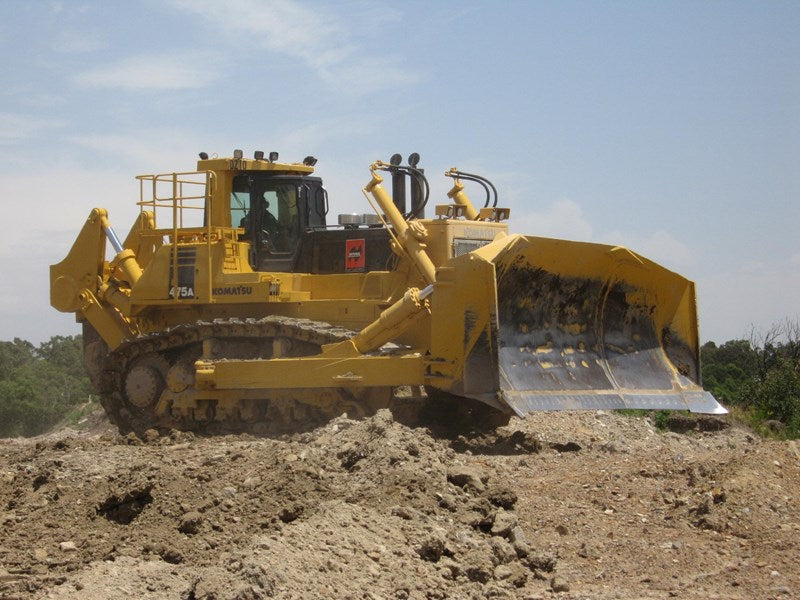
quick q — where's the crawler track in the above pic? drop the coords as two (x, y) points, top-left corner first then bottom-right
(99, 316), (363, 435)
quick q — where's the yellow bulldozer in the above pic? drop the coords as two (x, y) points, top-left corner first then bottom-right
(50, 150), (725, 434)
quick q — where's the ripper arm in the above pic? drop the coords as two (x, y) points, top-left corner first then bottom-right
(50, 208), (141, 349)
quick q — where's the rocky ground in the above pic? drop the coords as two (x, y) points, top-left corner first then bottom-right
(0, 407), (798, 600)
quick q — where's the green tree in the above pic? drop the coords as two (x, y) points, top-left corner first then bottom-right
(35, 335), (85, 372)
(737, 357), (800, 437)
(0, 335), (92, 437)
(0, 338), (36, 372)
(701, 339), (758, 404)
(703, 320), (800, 438)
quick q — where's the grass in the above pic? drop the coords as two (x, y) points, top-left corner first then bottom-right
(619, 404), (798, 440)
(725, 404), (795, 440)
(61, 396), (102, 429)
(616, 409), (674, 431)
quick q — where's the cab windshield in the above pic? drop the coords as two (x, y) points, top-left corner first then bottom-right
(231, 176), (300, 254)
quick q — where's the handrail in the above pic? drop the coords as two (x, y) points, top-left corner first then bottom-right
(136, 171), (216, 302)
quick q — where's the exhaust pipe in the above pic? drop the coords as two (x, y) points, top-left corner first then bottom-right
(408, 153), (425, 218)
(387, 153), (427, 219)
(390, 153), (407, 214)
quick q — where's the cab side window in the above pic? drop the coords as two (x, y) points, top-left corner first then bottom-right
(231, 176), (251, 236)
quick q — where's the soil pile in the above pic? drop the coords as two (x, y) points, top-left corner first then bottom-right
(0, 409), (798, 599)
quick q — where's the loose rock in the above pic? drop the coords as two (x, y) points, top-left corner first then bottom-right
(551, 575), (570, 592)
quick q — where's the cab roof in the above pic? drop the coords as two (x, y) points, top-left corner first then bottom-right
(197, 156), (315, 175)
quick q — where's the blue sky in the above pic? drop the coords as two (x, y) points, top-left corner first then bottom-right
(1, 0), (798, 344)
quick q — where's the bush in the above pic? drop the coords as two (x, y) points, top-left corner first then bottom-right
(702, 321), (800, 439)
(736, 358), (800, 437)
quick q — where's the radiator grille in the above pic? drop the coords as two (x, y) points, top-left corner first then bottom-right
(453, 238), (492, 257)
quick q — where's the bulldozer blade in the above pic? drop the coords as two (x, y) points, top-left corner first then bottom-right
(458, 235), (726, 416)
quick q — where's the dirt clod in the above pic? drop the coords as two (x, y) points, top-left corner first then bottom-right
(490, 509), (518, 537)
(487, 485), (517, 509)
(178, 511), (204, 535)
(446, 465), (486, 492)
(417, 534), (447, 562)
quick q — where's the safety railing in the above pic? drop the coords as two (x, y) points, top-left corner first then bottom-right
(136, 171), (217, 302)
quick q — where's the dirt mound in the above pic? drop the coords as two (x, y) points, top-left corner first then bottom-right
(0, 410), (798, 599)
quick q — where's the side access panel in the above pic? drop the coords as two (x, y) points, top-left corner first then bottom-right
(294, 228), (394, 274)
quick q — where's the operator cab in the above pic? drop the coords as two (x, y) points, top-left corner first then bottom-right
(229, 173), (328, 272)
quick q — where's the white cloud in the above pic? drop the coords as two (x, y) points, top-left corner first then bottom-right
(171, 0), (348, 64)
(75, 53), (221, 91)
(0, 227), (84, 344)
(63, 111), (388, 189)
(52, 30), (106, 53)
(0, 113), (65, 144)
(68, 118), (374, 174)
(47, 0), (65, 15)
(0, 166), (137, 239)
(316, 55), (419, 94)
(70, 130), (205, 171)
(170, 0), (421, 93)
(507, 194), (695, 271)
(602, 229), (695, 271)
(508, 198), (595, 241)
(698, 257), (800, 343)
(0, 164), (142, 344)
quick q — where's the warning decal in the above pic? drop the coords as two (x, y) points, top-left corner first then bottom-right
(345, 238), (366, 271)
